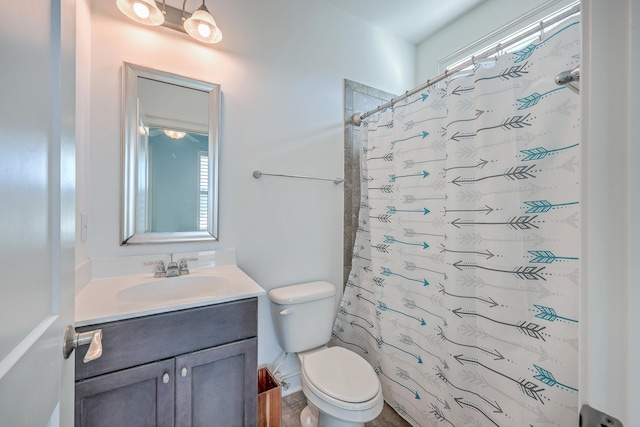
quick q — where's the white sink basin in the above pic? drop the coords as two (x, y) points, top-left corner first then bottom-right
(117, 275), (229, 303)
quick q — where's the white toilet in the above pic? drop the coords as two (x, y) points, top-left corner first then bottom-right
(268, 281), (383, 427)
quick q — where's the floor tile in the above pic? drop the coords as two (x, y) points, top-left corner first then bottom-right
(280, 391), (411, 426)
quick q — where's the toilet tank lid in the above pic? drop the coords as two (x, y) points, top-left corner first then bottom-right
(268, 281), (336, 304)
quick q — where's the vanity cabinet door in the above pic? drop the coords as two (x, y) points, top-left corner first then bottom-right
(175, 338), (258, 427)
(75, 359), (175, 427)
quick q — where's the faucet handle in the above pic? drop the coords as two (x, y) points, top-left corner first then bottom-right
(144, 260), (166, 277)
(178, 257), (197, 275)
(179, 258), (191, 275)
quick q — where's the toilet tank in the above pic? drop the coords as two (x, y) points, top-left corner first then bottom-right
(268, 281), (336, 353)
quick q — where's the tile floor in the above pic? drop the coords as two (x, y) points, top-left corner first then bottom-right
(280, 390), (411, 426)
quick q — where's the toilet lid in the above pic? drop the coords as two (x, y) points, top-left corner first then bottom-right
(302, 346), (380, 403)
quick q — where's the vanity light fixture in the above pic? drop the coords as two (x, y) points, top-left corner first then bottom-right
(183, 1), (223, 44)
(116, 0), (223, 44)
(164, 129), (186, 139)
(116, 0), (165, 26)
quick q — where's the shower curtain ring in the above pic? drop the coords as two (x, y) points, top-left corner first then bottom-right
(539, 21), (545, 40)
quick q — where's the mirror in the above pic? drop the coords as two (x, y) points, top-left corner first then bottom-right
(121, 62), (220, 245)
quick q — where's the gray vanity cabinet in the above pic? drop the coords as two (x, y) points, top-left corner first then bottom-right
(75, 358), (175, 427)
(175, 339), (257, 426)
(75, 298), (258, 427)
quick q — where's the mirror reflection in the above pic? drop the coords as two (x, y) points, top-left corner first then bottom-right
(121, 62), (220, 245)
(145, 128), (208, 232)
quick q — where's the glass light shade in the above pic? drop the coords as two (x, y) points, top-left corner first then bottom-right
(163, 129), (186, 139)
(184, 6), (223, 44)
(116, 0), (165, 26)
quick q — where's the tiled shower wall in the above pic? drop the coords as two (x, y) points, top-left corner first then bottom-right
(343, 80), (394, 284)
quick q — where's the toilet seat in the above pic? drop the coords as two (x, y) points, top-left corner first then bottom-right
(302, 346), (380, 404)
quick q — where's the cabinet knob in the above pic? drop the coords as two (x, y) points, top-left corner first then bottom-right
(162, 373), (170, 384)
(181, 367), (188, 378)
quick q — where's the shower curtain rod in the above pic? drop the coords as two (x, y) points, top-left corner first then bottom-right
(352, 3), (581, 126)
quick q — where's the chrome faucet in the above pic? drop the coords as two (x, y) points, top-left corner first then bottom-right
(145, 254), (197, 278)
(166, 254), (180, 277)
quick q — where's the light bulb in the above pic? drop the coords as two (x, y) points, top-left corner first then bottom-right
(197, 23), (212, 38)
(183, 5), (223, 43)
(116, 0), (164, 26)
(164, 129), (186, 139)
(133, 2), (150, 19)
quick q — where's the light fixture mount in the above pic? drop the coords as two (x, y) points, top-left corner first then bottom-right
(116, 0), (223, 44)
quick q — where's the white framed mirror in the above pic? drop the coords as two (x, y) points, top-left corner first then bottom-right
(121, 62), (220, 245)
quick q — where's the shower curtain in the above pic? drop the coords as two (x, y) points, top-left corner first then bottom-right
(333, 16), (580, 427)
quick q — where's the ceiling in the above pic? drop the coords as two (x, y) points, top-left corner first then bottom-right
(320, 0), (486, 45)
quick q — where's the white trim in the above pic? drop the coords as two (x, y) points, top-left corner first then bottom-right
(581, 0), (637, 424)
(0, 315), (58, 379)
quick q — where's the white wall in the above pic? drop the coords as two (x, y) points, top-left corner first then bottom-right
(415, 0), (575, 82)
(82, 0), (414, 376)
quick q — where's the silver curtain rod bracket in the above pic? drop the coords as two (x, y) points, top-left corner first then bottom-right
(555, 66), (580, 94)
(253, 170), (344, 185)
(351, 113), (362, 126)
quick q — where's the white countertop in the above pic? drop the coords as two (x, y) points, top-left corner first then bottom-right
(76, 265), (265, 327)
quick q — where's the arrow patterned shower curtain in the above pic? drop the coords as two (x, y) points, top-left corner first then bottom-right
(333, 16), (580, 427)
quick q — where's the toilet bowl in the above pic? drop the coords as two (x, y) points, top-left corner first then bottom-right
(267, 281), (384, 427)
(298, 346), (383, 426)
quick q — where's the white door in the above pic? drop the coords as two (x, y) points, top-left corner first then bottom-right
(0, 0), (76, 425)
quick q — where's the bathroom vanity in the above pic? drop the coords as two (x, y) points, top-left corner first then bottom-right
(74, 261), (264, 427)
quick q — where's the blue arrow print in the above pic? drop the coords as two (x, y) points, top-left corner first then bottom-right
(533, 364), (578, 392)
(528, 250), (578, 263)
(384, 235), (429, 249)
(520, 143), (579, 161)
(390, 131), (429, 149)
(377, 338), (423, 364)
(389, 170), (430, 182)
(394, 93), (429, 111)
(381, 267), (429, 286)
(400, 333), (449, 368)
(378, 301), (427, 326)
(533, 305), (578, 323)
(512, 20), (580, 63)
(523, 200), (579, 213)
(396, 366), (450, 407)
(375, 365), (421, 399)
(387, 206), (430, 215)
(516, 87), (565, 110)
